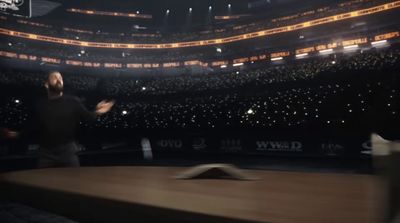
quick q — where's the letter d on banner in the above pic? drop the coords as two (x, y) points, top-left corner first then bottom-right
(291, 141), (302, 150)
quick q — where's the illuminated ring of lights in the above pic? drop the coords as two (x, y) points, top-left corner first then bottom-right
(0, 1), (399, 49)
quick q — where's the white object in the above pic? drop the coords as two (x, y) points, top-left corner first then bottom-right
(141, 138), (153, 160)
(371, 133), (400, 156)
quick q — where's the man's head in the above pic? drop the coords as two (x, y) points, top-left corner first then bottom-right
(45, 71), (64, 95)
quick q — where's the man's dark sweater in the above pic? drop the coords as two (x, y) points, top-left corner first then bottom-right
(32, 95), (96, 148)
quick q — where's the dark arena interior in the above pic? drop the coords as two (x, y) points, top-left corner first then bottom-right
(0, 0), (400, 222)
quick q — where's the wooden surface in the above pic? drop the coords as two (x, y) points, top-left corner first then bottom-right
(0, 166), (386, 223)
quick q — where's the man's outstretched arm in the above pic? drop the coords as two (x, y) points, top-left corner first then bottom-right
(76, 98), (115, 122)
(95, 100), (115, 116)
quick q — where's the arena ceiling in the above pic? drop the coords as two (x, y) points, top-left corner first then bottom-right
(41, 0), (333, 29)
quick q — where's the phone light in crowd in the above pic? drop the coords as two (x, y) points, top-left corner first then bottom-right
(247, 108), (254, 115)
(209, 6), (212, 10)
(295, 53), (308, 58)
(166, 9), (170, 14)
(122, 110), (128, 115)
(319, 48), (333, 54)
(343, 44), (359, 50)
(233, 63), (243, 67)
(371, 39), (388, 46)
(15, 99), (20, 104)
(271, 57), (283, 61)
(80, 50), (85, 54)
(216, 47), (222, 53)
(331, 60), (336, 64)
(220, 65), (227, 68)
(189, 8), (192, 12)
(142, 86), (146, 91)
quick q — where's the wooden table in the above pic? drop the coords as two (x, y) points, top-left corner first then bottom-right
(0, 166), (386, 223)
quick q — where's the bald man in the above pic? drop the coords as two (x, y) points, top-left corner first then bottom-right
(4, 71), (114, 168)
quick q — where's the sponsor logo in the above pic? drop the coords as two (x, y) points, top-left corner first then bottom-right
(220, 139), (242, 152)
(0, 0), (24, 11)
(256, 141), (303, 152)
(27, 144), (39, 151)
(157, 139), (183, 149)
(360, 139), (372, 155)
(76, 145), (86, 152)
(192, 137), (207, 150)
(321, 143), (344, 155)
(26, 144), (39, 155)
(362, 140), (372, 150)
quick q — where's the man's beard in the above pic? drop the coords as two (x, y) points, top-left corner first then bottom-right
(48, 83), (63, 94)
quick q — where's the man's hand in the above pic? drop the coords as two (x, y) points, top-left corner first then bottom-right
(95, 100), (115, 115)
(1, 128), (19, 139)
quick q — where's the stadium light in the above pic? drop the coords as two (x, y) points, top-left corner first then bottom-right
(343, 44), (358, 50)
(319, 49), (333, 54)
(233, 62), (243, 67)
(371, 40), (388, 46)
(295, 53), (308, 58)
(271, 57), (283, 61)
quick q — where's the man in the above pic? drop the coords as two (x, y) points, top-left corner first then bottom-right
(3, 71), (115, 168)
